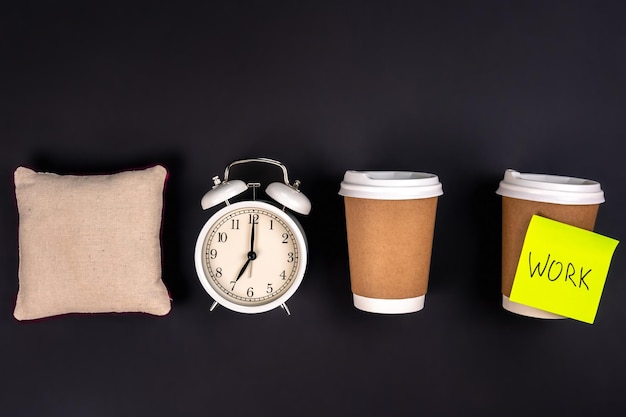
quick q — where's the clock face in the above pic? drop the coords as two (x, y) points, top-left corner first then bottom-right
(195, 201), (307, 313)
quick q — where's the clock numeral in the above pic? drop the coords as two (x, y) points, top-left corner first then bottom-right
(230, 281), (236, 291)
(247, 287), (254, 297)
(209, 249), (218, 259)
(218, 232), (228, 242)
(267, 283), (273, 293)
(269, 219), (274, 230)
(280, 270), (286, 280)
(287, 252), (294, 263)
(282, 233), (289, 244)
(231, 219), (240, 230)
(249, 214), (259, 224)
(215, 267), (223, 278)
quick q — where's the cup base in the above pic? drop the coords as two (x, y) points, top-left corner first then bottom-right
(353, 294), (425, 314)
(502, 295), (564, 319)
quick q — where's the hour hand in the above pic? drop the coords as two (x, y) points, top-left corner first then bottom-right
(235, 248), (257, 283)
(235, 258), (251, 282)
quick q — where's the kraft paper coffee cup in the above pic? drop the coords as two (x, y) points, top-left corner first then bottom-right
(339, 170), (443, 314)
(496, 169), (605, 319)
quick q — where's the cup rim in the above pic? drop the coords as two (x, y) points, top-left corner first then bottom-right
(502, 295), (565, 319)
(353, 294), (425, 314)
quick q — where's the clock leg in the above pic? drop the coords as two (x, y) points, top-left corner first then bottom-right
(280, 303), (291, 316)
(210, 301), (219, 312)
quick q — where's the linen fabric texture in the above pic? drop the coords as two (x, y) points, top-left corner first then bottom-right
(13, 165), (172, 320)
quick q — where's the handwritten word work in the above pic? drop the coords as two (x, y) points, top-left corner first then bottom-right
(527, 252), (591, 290)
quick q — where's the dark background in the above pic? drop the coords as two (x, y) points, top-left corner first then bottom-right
(2, 1), (625, 416)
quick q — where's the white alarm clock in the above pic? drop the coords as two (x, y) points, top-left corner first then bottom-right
(194, 158), (311, 314)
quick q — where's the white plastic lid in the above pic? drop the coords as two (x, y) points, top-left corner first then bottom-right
(496, 169), (604, 205)
(338, 170), (443, 200)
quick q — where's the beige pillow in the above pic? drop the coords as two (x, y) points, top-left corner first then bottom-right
(14, 165), (172, 320)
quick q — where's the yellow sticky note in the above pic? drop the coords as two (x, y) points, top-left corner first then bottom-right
(510, 215), (619, 324)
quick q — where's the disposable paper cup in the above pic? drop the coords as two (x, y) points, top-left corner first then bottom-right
(339, 170), (443, 314)
(496, 169), (604, 319)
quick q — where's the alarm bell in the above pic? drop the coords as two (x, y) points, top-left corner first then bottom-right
(201, 178), (247, 210)
(201, 158), (311, 214)
(266, 182), (311, 215)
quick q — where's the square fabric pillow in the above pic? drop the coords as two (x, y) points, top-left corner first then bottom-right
(14, 165), (172, 320)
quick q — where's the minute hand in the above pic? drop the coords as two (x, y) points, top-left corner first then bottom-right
(236, 221), (257, 283)
(250, 219), (255, 252)
(247, 220), (257, 277)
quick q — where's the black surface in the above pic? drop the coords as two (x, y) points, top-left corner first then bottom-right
(2, 2), (625, 416)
